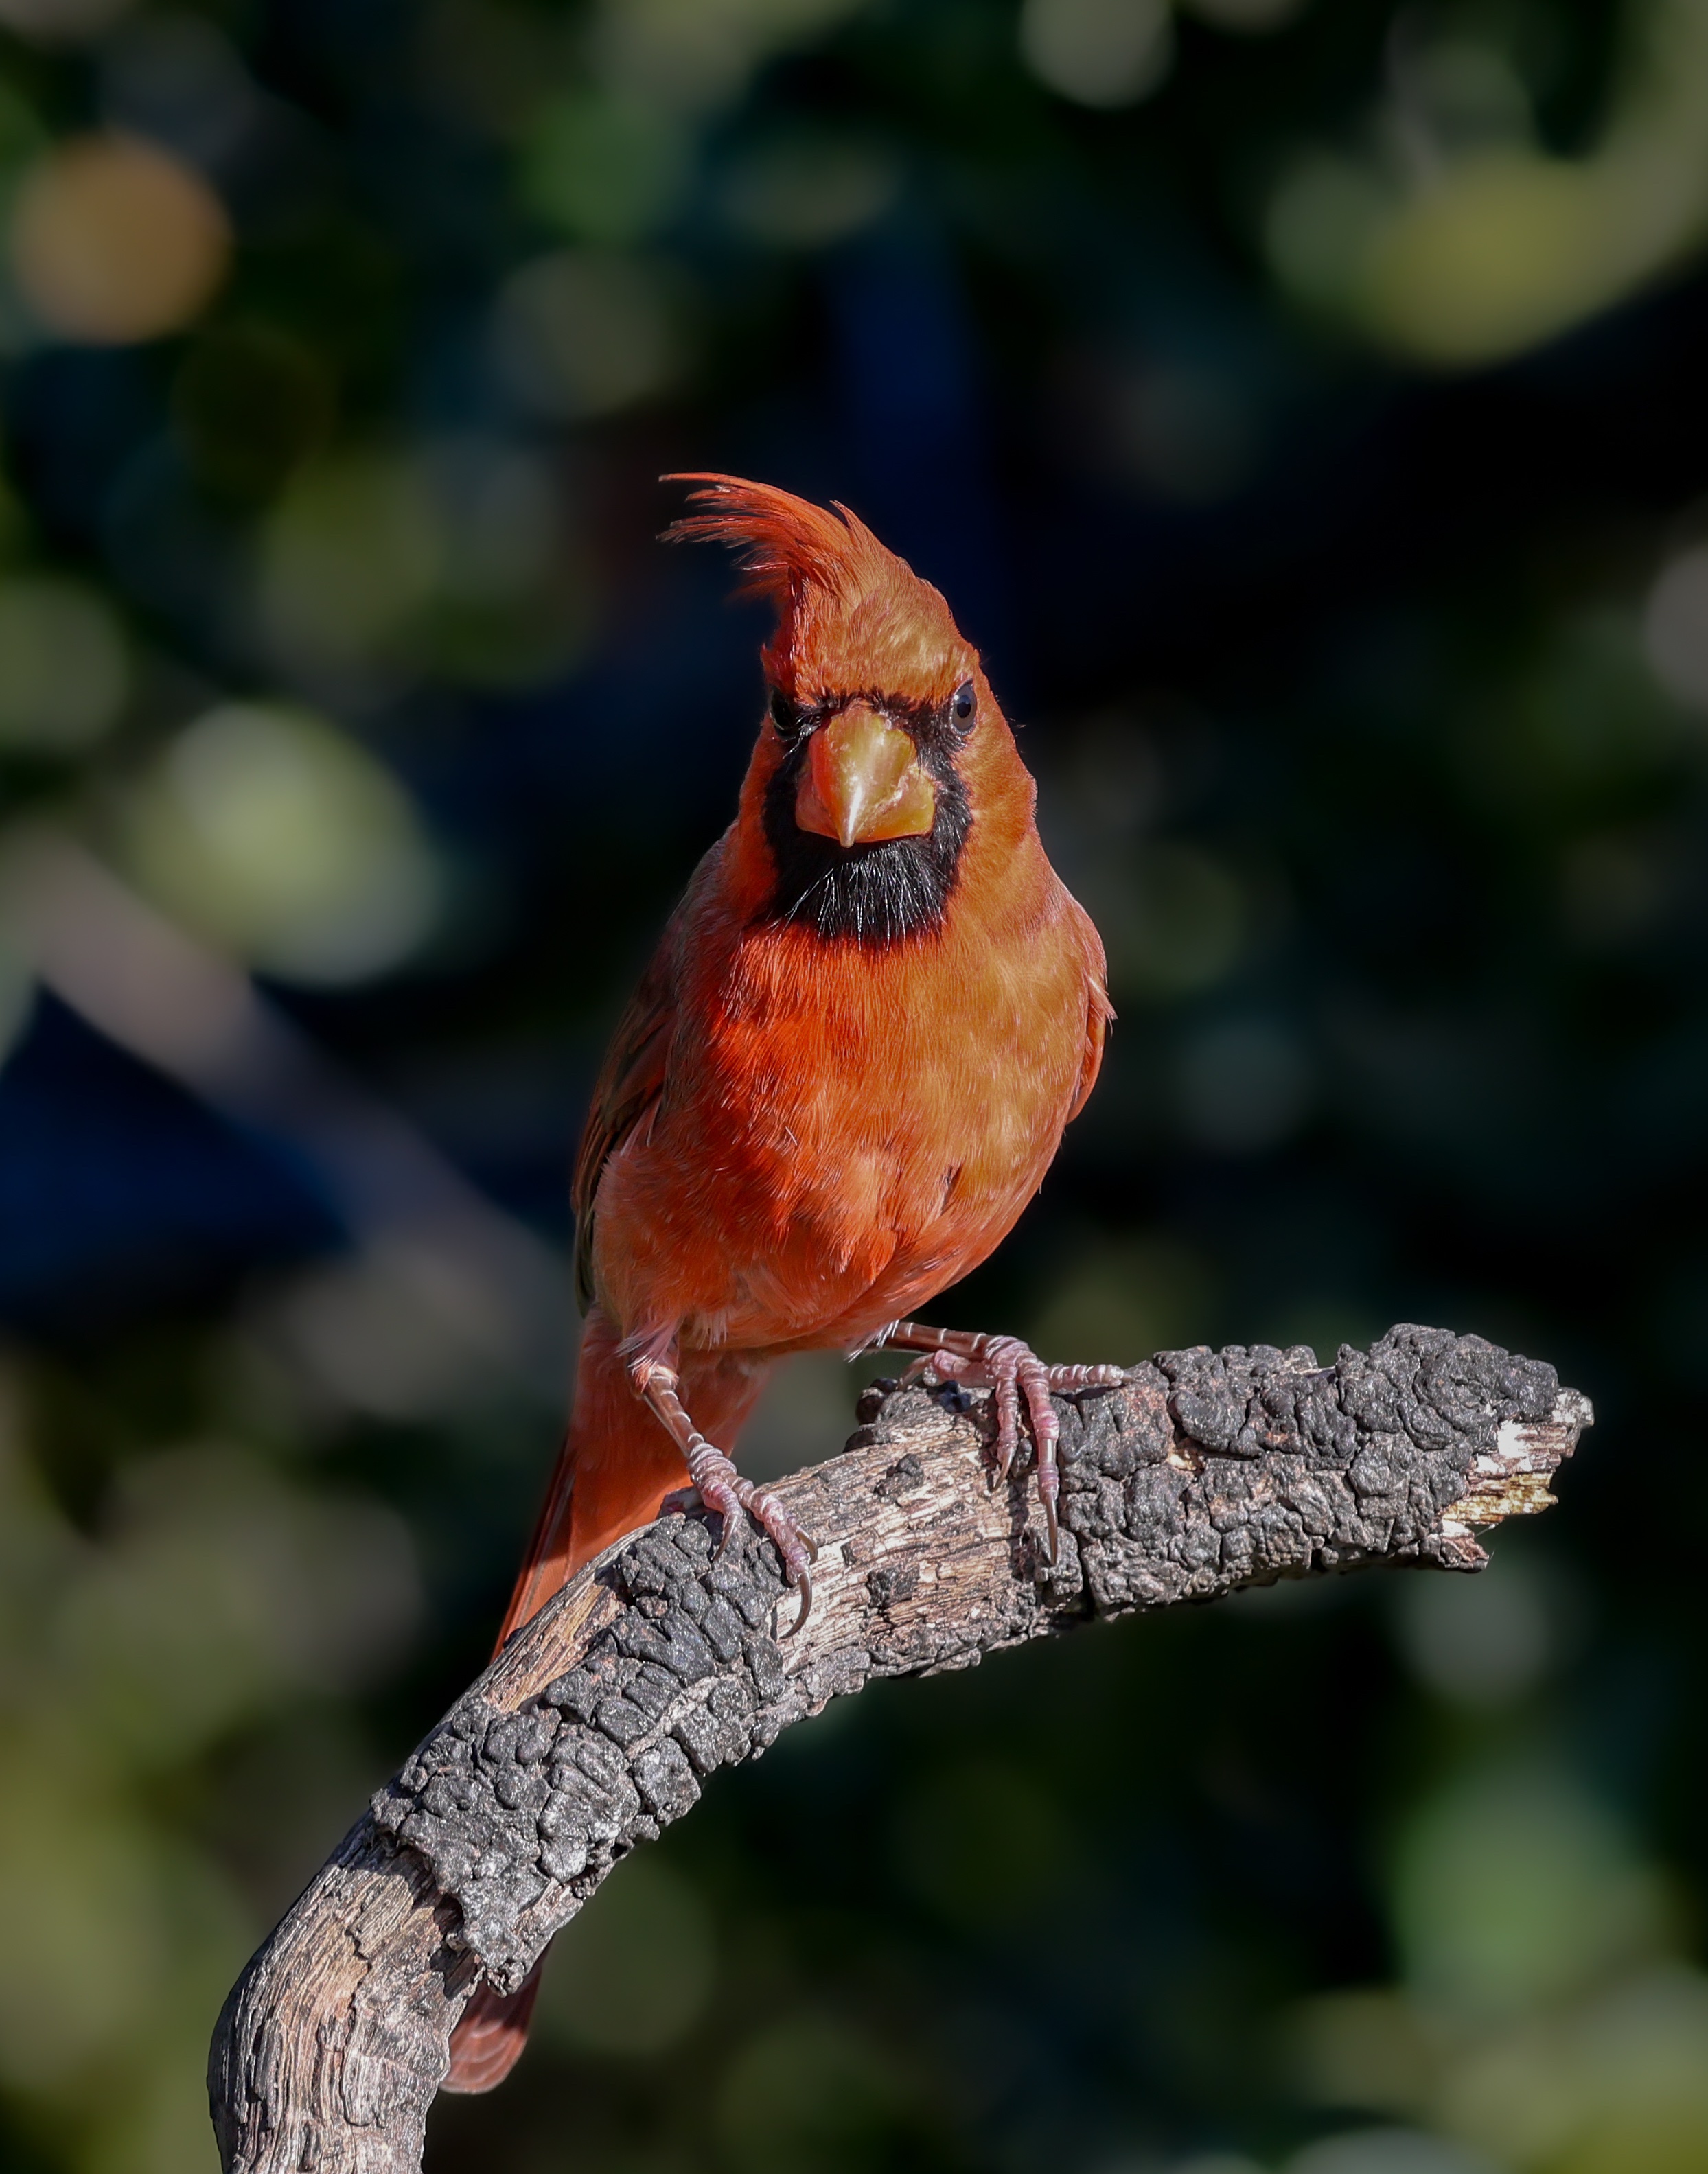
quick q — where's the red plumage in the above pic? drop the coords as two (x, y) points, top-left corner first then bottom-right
(446, 477), (1113, 2091)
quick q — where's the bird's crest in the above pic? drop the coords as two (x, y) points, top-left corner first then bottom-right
(663, 474), (971, 706)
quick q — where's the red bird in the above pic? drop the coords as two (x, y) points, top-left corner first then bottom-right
(447, 476), (1120, 2091)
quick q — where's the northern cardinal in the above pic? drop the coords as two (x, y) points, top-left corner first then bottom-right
(446, 476), (1120, 2091)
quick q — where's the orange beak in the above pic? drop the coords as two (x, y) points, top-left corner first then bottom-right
(794, 702), (937, 848)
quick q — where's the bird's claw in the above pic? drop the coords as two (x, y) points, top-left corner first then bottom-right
(636, 1364), (816, 1637)
(909, 1337), (1126, 1566)
(682, 1438), (816, 1637)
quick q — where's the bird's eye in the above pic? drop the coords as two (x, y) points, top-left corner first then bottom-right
(949, 680), (976, 732)
(769, 685), (806, 742)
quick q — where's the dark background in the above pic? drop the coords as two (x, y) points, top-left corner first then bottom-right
(0, 1), (1703, 2170)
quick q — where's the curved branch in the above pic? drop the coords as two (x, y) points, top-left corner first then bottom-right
(209, 1326), (1590, 2173)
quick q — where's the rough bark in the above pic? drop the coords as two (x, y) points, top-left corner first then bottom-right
(209, 1325), (1590, 2173)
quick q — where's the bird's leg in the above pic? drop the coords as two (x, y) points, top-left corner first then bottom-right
(868, 1321), (1126, 1563)
(631, 1358), (818, 1635)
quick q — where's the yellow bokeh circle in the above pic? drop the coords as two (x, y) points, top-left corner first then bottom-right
(9, 131), (231, 345)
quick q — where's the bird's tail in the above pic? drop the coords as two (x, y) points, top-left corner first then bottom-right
(445, 1308), (770, 2093)
(491, 1304), (689, 1650)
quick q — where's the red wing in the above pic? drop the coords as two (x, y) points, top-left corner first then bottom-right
(573, 928), (678, 1309)
(1061, 886), (1114, 1126)
(1069, 977), (1113, 1122)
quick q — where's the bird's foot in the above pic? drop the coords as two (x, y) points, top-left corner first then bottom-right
(683, 1438), (818, 1633)
(633, 1359), (817, 1636)
(873, 1322), (1125, 1563)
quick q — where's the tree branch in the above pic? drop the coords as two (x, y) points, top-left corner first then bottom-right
(208, 1326), (1590, 2173)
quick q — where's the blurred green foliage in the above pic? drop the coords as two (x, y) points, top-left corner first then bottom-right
(0, 1), (1703, 2172)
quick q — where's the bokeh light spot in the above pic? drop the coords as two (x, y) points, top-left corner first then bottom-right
(590, 0), (870, 118)
(0, 1765), (170, 2087)
(1260, 5), (1708, 368)
(1392, 1554), (1573, 1710)
(262, 1243), (522, 1422)
(54, 1444), (422, 1760)
(1393, 1766), (1672, 2018)
(519, 89), (689, 245)
(719, 128), (900, 250)
(124, 701), (443, 984)
(1360, 154), (1617, 368)
(1284, 1987), (1435, 2120)
(1098, 841), (1247, 999)
(1548, 1969), (1708, 2174)
(0, 576), (128, 751)
(1642, 544), (1708, 710)
(1265, 153), (1387, 314)
(494, 249), (680, 419)
(9, 131), (230, 345)
(0, 0), (133, 43)
(259, 453), (444, 681)
(1019, 0), (1173, 108)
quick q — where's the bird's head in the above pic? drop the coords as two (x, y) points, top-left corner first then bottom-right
(665, 474), (1033, 945)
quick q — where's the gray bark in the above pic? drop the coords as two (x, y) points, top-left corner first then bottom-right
(209, 1325), (1591, 2173)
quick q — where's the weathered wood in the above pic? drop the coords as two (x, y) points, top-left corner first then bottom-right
(209, 1326), (1590, 2173)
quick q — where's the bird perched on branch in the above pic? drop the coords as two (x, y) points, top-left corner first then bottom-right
(446, 474), (1121, 2091)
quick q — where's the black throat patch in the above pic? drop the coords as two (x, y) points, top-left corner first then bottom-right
(759, 731), (971, 945)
